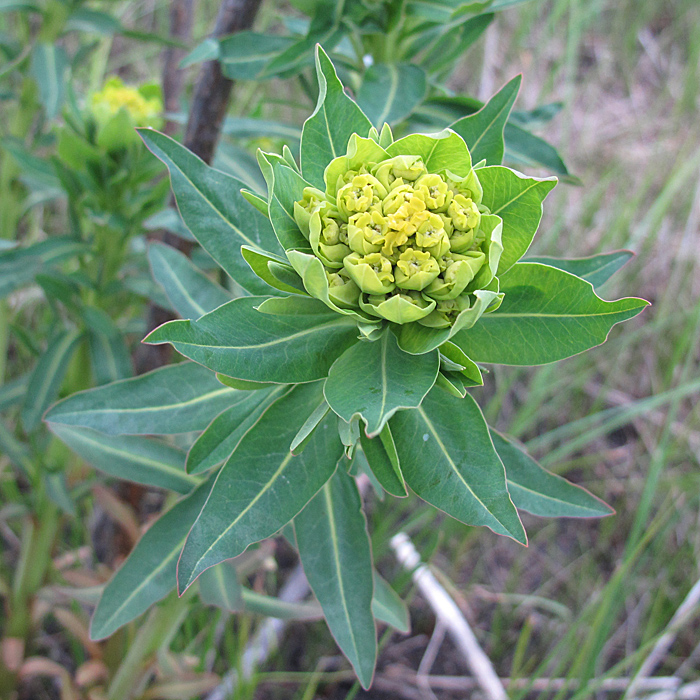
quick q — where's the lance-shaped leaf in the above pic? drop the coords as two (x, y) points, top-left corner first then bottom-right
(325, 330), (439, 437)
(372, 573), (410, 634)
(295, 469), (377, 689)
(148, 242), (232, 319)
(22, 330), (82, 432)
(450, 75), (521, 166)
(138, 129), (283, 295)
(145, 296), (360, 385)
(524, 251), (634, 289)
(177, 382), (344, 592)
(491, 431), (613, 518)
(300, 45), (372, 189)
(357, 63), (428, 128)
(476, 166), (557, 274)
(198, 561), (244, 611)
(45, 362), (236, 435)
(241, 246), (306, 295)
(360, 429), (407, 497)
(186, 385), (290, 474)
(259, 155), (313, 252)
(452, 263), (649, 365)
(391, 389), (526, 543)
(91, 478), (213, 640)
(30, 43), (68, 119)
(218, 31), (295, 80)
(49, 425), (199, 494)
(86, 329), (132, 386)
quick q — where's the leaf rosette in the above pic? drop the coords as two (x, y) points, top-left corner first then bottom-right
(44, 44), (650, 692)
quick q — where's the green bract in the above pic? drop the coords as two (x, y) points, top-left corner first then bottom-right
(46, 46), (649, 691)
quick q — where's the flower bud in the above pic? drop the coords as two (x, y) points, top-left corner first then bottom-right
(448, 194), (481, 233)
(394, 248), (441, 291)
(336, 173), (387, 220)
(425, 251), (486, 300)
(343, 252), (396, 295)
(327, 270), (361, 308)
(445, 168), (483, 205)
(347, 210), (387, 255)
(373, 155), (426, 191)
(414, 173), (453, 211)
(415, 214), (451, 257)
(360, 291), (435, 324)
(418, 295), (472, 328)
(309, 210), (351, 268)
(293, 186), (328, 238)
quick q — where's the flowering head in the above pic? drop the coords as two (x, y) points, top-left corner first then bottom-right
(289, 130), (504, 336)
(91, 77), (163, 129)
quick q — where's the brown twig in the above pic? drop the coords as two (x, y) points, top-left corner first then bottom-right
(162, 0), (195, 136)
(184, 0), (262, 164)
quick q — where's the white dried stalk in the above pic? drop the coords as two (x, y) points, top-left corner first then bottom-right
(390, 531), (508, 700)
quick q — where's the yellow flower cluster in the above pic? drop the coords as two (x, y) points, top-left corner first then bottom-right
(294, 154), (494, 327)
(90, 77), (162, 128)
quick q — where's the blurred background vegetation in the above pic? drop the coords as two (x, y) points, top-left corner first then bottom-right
(1, 0), (699, 698)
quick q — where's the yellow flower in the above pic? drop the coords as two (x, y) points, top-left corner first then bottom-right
(91, 77), (162, 128)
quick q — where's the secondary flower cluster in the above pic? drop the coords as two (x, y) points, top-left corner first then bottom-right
(293, 152), (500, 327)
(90, 77), (163, 130)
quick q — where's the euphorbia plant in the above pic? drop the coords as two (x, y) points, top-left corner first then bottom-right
(46, 47), (648, 687)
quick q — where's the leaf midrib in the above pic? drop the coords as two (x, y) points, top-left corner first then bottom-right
(186, 450), (295, 585)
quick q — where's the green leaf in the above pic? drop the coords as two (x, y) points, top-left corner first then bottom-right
(186, 385), (290, 474)
(391, 389), (526, 543)
(295, 469), (377, 689)
(325, 330), (439, 437)
(198, 561), (244, 611)
(0, 373), (29, 412)
(477, 165), (557, 274)
(45, 362), (237, 435)
(450, 75), (520, 166)
(290, 398), (330, 454)
(214, 141), (268, 194)
(452, 262), (649, 365)
(49, 425), (199, 494)
(491, 431), (613, 518)
(179, 37), (219, 68)
(65, 8), (122, 34)
(0, 235), (87, 299)
(240, 590), (321, 619)
(259, 154), (313, 252)
(145, 296), (360, 385)
(30, 44), (68, 119)
(83, 310), (133, 386)
(357, 63), (427, 127)
(440, 341), (483, 386)
(90, 478), (213, 640)
(240, 246), (306, 295)
(148, 242), (232, 320)
(223, 117), (300, 142)
(359, 430), (407, 497)
(372, 574), (410, 633)
(387, 129), (472, 176)
(87, 329), (132, 386)
(524, 251), (634, 289)
(300, 45), (372, 189)
(419, 13), (493, 75)
(22, 330), (82, 432)
(138, 129), (283, 295)
(218, 31), (295, 80)
(177, 382), (344, 592)
(503, 122), (579, 184)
